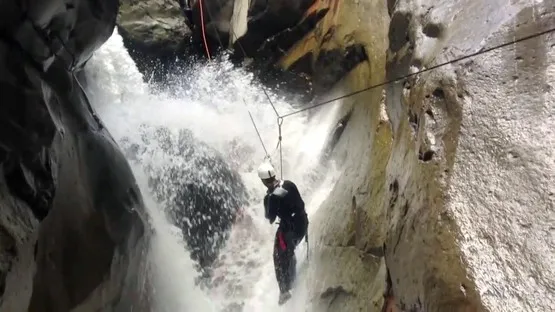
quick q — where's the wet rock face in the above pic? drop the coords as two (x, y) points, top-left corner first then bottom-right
(446, 3), (555, 312)
(118, 0), (192, 82)
(228, 0), (316, 56)
(382, 0), (554, 311)
(297, 0), (554, 311)
(182, 0), (315, 56)
(117, 0), (376, 103)
(120, 126), (249, 271)
(119, 0), (364, 101)
(0, 0), (151, 311)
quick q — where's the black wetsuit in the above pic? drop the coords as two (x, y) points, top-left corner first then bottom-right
(263, 180), (308, 294)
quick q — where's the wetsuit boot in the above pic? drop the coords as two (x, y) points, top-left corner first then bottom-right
(278, 291), (292, 305)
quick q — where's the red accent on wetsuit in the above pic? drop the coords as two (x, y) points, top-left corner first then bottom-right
(278, 231), (287, 251)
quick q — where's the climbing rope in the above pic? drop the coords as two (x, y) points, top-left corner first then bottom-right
(225, 22), (285, 177)
(198, 0), (211, 59)
(226, 24), (286, 178)
(277, 116), (284, 179)
(199, 1), (285, 177)
(245, 100), (269, 158)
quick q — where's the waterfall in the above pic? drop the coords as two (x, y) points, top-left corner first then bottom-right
(84, 28), (342, 311)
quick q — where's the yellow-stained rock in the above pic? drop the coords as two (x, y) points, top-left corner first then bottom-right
(275, 0), (392, 310)
(278, 0), (554, 311)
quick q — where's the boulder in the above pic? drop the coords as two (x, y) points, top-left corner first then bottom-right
(0, 0), (151, 311)
(117, 0), (192, 81)
(115, 0), (373, 102)
(120, 126), (249, 272)
(183, 0), (315, 57)
(116, 0), (326, 101)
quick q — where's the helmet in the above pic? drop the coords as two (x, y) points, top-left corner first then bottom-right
(257, 162), (276, 179)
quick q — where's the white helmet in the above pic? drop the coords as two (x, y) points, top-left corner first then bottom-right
(257, 162), (276, 179)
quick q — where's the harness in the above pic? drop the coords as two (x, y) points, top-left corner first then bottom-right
(271, 180), (295, 224)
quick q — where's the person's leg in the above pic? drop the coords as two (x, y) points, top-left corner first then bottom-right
(273, 229), (290, 294)
(273, 218), (308, 293)
(284, 216), (308, 288)
(281, 229), (302, 291)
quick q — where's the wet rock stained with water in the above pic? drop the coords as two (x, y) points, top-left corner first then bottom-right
(0, 0), (151, 311)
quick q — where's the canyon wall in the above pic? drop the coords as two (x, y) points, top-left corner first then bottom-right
(0, 1), (152, 311)
(115, 0), (555, 311)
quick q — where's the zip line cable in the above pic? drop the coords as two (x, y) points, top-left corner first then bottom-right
(195, 1), (553, 273)
(198, 3), (555, 182)
(279, 26), (555, 118)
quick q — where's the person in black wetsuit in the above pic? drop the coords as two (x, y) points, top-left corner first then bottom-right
(257, 162), (308, 305)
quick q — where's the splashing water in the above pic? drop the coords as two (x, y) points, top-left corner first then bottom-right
(84, 29), (342, 311)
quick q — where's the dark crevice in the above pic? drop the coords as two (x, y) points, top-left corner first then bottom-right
(432, 87), (445, 99)
(233, 8), (330, 102)
(233, 8), (329, 62)
(365, 246), (385, 258)
(258, 51), (315, 103)
(288, 52), (314, 78)
(425, 108), (434, 120)
(401, 200), (409, 219)
(418, 149), (435, 162)
(387, 0), (397, 16)
(4, 152), (55, 221)
(392, 201), (410, 254)
(403, 79), (412, 90)
(228, 0), (317, 58)
(389, 11), (411, 53)
(411, 58), (423, 69)
(388, 179), (399, 209)
(393, 220), (405, 254)
(320, 285), (355, 307)
(0, 225), (17, 299)
(321, 110), (353, 161)
(422, 22), (443, 38)
(313, 44), (368, 93)
(321, 26), (335, 43)
(408, 109), (419, 136)
(320, 285), (354, 299)
(381, 266), (396, 312)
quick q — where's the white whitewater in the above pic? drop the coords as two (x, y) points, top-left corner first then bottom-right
(84, 29), (342, 311)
